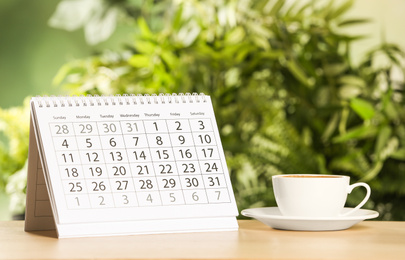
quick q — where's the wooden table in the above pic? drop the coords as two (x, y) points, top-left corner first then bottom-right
(1, 220), (404, 260)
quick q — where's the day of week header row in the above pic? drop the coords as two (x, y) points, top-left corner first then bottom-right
(52, 111), (205, 121)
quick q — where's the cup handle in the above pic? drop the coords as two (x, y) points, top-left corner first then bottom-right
(339, 182), (371, 217)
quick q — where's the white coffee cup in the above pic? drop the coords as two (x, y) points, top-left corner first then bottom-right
(272, 174), (371, 218)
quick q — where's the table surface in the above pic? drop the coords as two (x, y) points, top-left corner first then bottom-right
(1, 220), (404, 260)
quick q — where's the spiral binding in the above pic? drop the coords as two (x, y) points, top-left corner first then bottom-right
(34, 93), (207, 108)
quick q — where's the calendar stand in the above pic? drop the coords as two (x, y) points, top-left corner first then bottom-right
(25, 94), (239, 238)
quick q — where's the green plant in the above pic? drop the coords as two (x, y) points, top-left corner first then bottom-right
(50, 0), (405, 220)
(0, 98), (30, 215)
(3, 0), (404, 220)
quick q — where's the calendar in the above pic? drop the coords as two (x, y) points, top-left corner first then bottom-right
(24, 94), (239, 238)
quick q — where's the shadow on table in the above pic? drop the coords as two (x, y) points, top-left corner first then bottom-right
(26, 229), (58, 239)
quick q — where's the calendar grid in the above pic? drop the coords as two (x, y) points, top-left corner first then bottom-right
(49, 117), (232, 211)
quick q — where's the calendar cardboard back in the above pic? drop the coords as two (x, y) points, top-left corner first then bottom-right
(25, 94), (239, 238)
(24, 117), (55, 232)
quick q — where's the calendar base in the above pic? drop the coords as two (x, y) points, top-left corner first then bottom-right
(56, 217), (238, 238)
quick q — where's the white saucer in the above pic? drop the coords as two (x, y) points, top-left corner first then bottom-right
(241, 207), (379, 231)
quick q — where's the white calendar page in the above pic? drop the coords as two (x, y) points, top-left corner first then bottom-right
(26, 94), (239, 237)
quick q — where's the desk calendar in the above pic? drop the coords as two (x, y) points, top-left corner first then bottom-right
(25, 94), (239, 238)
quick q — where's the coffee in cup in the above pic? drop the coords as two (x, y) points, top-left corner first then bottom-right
(272, 174), (371, 217)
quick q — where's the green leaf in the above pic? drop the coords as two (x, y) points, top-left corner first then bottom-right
(267, 0), (286, 16)
(260, 50), (284, 59)
(360, 161), (384, 182)
(171, 4), (183, 30)
(390, 148), (405, 160)
(333, 124), (378, 143)
(294, 1), (312, 18)
(322, 112), (339, 142)
(134, 40), (156, 55)
(285, 59), (314, 88)
(251, 35), (270, 50)
(326, 0), (354, 20)
(324, 63), (348, 76)
(384, 100), (400, 121)
(176, 20), (201, 47)
(378, 137), (399, 161)
(137, 17), (152, 38)
(160, 50), (177, 69)
(338, 85), (362, 99)
(84, 6), (119, 45)
(338, 34), (368, 42)
(128, 54), (151, 68)
(374, 125), (392, 158)
(48, 0), (88, 31)
(337, 18), (371, 27)
(338, 75), (366, 88)
(225, 27), (246, 44)
(350, 98), (375, 120)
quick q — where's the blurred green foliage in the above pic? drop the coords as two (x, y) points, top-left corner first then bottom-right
(1, 0), (405, 220)
(51, 0), (405, 220)
(0, 99), (30, 215)
(0, 99), (30, 190)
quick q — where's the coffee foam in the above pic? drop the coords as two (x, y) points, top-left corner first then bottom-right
(280, 175), (342, 178)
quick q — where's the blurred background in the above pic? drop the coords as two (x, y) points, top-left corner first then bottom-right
(1, 0), (404, 221)
(0, 0), (134, 108)
(1, 0), (405, 109)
